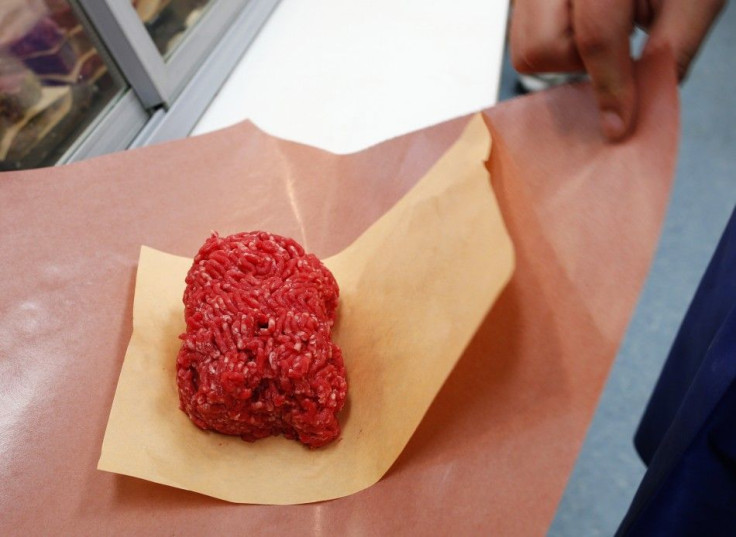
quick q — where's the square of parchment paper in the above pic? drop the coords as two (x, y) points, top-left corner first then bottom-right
(98, 115), (515, 504)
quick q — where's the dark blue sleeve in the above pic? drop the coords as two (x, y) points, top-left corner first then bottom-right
(617, 207), (736, 536)
(623, 374), (736, 536)
(635, 207), (736, 465)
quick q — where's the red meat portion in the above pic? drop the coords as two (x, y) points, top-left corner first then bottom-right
(176, 231), (347, 448)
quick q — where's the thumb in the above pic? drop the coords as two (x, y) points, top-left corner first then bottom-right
(642, 0), (725, 80)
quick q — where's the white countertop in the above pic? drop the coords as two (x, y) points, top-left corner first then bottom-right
(191, 0), (509, 153)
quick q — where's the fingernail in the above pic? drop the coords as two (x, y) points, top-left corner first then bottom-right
(601, 110), (626, 141)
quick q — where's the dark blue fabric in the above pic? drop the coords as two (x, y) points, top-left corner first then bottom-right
(617, 207), (736, 536)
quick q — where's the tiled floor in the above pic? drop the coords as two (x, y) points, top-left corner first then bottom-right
(498, 5), (736, 535)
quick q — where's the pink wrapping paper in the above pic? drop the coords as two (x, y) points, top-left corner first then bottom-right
(0, 51), (678, 535)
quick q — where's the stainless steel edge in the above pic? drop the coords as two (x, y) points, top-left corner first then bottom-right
(58, 90), (149, 165)
(76, 0), (169, 107)
(131, 0), (281, 148)
(164, 0), (251, 102)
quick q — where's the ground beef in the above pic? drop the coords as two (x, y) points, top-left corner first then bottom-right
(176, 231), (347, 448)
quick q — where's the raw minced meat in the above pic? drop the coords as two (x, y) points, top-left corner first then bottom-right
(176, 231), (347, 448)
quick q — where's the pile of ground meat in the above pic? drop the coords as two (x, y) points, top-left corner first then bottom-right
(176, 231), (347, 448)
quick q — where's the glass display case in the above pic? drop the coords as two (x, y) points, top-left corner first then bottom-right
(0, 0), (124, 170)
(0, 0), (279, 171)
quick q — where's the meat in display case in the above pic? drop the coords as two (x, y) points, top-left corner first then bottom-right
(0, 0), (122, 170)
(132, 0), (212, 57)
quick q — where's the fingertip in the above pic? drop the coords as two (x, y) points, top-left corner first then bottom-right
(591, 64), (637, 142)
(601, 110), (628, 141)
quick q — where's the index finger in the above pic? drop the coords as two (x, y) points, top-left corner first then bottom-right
(573, 0), (637, 141)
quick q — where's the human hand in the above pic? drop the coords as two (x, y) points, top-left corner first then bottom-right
(510, 0), (725, 141)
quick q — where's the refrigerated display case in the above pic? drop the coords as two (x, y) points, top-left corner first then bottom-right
(0, 0), (125, 170)
(0, 0), (279, 170)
